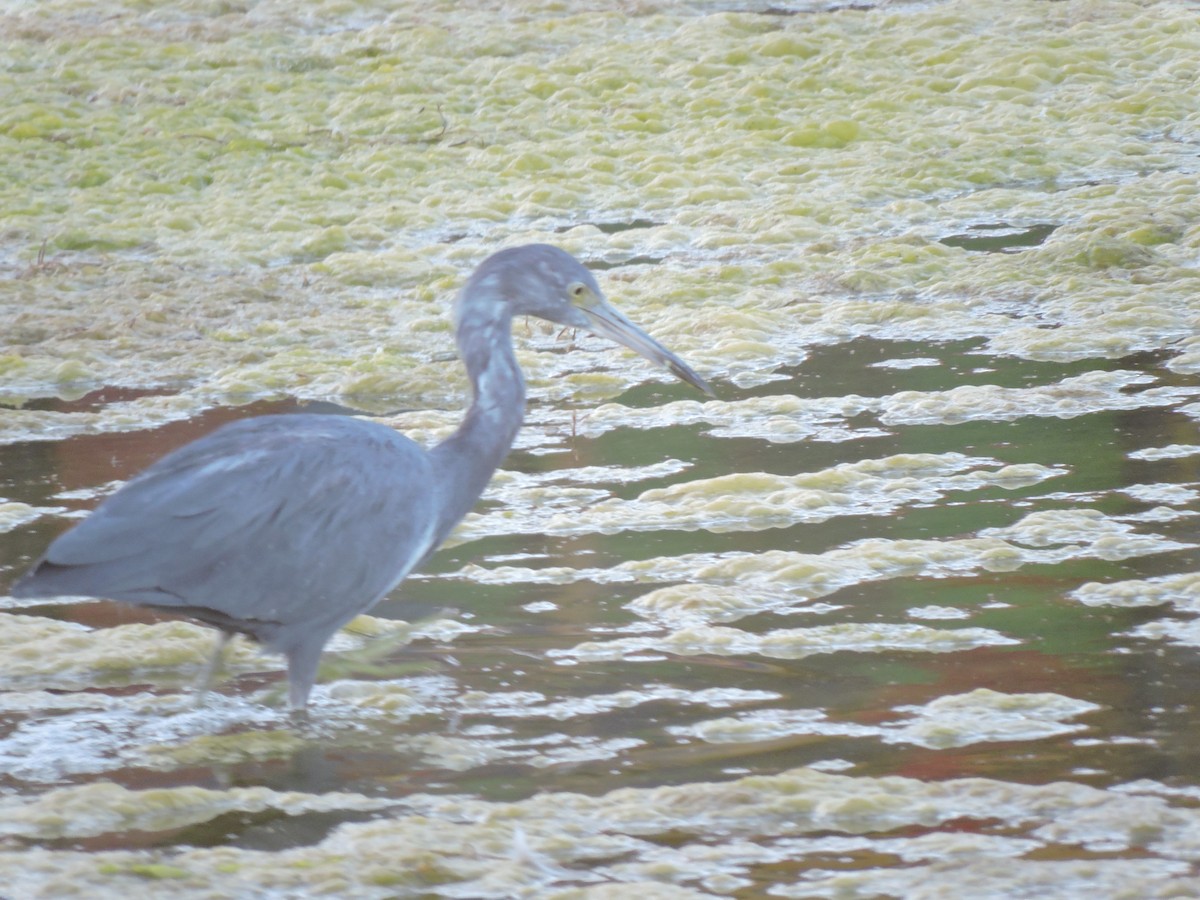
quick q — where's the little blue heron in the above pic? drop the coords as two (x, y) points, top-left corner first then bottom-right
(12, 244), (712, 709)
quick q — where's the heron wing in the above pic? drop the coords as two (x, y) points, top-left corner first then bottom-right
(15, 415), (439, 642)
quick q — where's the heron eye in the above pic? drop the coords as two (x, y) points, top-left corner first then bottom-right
(569, 283), (588, 301)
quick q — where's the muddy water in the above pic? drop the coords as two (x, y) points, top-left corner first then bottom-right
(3, 0), (1200, 896)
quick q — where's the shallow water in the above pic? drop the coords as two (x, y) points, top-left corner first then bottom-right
(3, 0), (1200, 897)
(4, 336), (1200, 895)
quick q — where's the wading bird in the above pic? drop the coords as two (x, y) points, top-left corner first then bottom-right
(12, 244), (712, 709)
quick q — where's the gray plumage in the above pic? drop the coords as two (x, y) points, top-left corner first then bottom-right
(12, 244), (712, 709)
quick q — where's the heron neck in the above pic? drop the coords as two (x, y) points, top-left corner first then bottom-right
(429, 305), (525, 546)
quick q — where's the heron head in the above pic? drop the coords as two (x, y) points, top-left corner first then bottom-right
(466, 243), (713, 396)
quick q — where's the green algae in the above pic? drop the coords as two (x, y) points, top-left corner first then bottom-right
(0, 0), (1197, 414)
(7, 767), (1200, 897)
(98, 863), (190, 880)
(556, 621), (1019, 664)
(675, 688), (1100, 751)
(2, 781), (397, 842)
(141, 729), (308, 768)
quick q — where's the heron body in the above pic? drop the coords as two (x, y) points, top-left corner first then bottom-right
(12, 244), (712, 709)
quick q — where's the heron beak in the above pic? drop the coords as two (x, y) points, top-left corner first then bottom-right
(580, 301), (715, 397)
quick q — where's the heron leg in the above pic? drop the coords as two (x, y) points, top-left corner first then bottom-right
(284, 639), (325, 711)
(194, 630), (233, 707)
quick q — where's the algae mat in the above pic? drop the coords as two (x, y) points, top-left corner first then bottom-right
(3, 0), (1200, 897)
